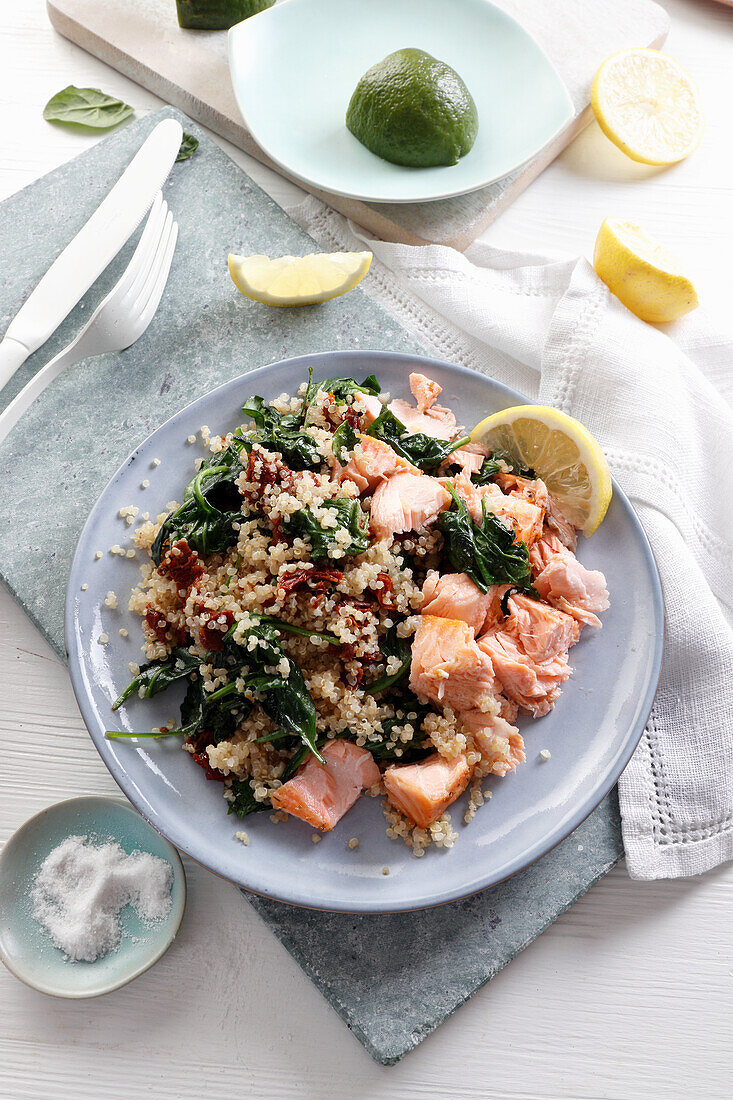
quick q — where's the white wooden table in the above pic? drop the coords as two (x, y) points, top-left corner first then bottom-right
(1, 2), (732, 1097)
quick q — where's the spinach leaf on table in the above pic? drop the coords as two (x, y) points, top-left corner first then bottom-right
(283, 498), (370, 560)
(438, 484), (537, 595)
(43, 86), (134, 129)
(366, 408), (469, 474)
(176, 132), (199, 162)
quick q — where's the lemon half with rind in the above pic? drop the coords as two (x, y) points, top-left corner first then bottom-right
(591, 48), (704, 166)
(594, 219), (698, 324)
(228, 251), (372, 307)
(470, 405), (612, 536)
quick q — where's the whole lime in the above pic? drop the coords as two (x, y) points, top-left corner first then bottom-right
(345, 48), (479, 168)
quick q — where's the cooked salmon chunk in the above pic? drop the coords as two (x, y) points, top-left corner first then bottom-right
(442, 442), (488, 476)
(421, 571), (496, 635)
(370, 471), (450, 541)
(336, 433), (418, 494)
(478, 630), (571, 718)
(502, 592), (581, 661)
(410, 615), (496, 712)
(388, 372), (458, 441)
(533, 549), (610, 628)
(270, 740), (380, 831)
(460, 710), (526, 777)
(383, 752), (471, 828)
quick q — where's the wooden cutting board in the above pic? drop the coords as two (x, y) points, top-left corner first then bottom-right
(46, 0), (669, 248)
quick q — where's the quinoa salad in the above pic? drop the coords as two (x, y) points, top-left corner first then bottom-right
(108, 369), (610, 857)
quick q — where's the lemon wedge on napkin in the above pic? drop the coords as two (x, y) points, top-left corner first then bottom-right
(228, 251), (372, 306)
(593, 218), (699, 324)
(470, 405), (612, 536)
(591, 48), (704, 165)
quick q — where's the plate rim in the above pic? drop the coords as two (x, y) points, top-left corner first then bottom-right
(226, 0), (575, 204)
(65, 350), (664, 913)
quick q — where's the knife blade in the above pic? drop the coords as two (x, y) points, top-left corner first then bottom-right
(0, 117), (183, 393)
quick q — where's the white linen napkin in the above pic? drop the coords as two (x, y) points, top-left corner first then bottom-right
(288, 195), (733, 879)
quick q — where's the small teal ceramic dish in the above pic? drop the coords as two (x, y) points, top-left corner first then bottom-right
(0, 797), (186, 998)
(228, 0), (574, 203)
(65, 352), (664, 914)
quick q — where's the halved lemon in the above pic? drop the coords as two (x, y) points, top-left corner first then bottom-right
(593, 218), (698, 324)
(470, 406), (612, 536)
(591, 48), (704, 166)
(228, 251), (372, 306)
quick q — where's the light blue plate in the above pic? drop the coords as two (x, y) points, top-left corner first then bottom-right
(228, 0), (574, 203)
(0, 797), (186, 998)
(65, 352), (663, 913)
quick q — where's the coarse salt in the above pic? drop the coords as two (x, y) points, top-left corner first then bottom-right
(31, 835), (173, 962)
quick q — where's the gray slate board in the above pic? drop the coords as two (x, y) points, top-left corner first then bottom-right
(0, 109), (622, 1065)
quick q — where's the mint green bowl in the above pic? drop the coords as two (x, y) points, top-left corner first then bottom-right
(228, 0), (574, 203)
(0, 797), (186, 998)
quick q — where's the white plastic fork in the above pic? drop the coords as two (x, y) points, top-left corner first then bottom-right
(0, 191), (178, 443)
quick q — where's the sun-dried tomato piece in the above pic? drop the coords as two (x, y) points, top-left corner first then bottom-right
(241, 446), (295, 508)
(276, 566), (343, 599)
(375, 572), (396, 609)
(196, 607), (235, 652)
(190, 750), (227, 782)
(158, 538), (204, 590)
(143, 607), (183, 646)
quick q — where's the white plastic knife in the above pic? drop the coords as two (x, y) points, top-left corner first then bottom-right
(0, 117), (183, 394)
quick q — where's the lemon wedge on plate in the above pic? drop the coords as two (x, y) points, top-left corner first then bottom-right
(228, 251), (372, 306)
(470, 405), (612, 536)
(591, 48), (704, 166)
(594, 218), (698, 324)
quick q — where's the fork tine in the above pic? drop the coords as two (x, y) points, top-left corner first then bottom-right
(132, 210), (175, 317)
(124, 199), (169, 307)
(116, 192), (165, 299)
(137, 221), (179, 332)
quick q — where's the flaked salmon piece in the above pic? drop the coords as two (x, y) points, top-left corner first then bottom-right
(409, 372), (443, 412)
(496, 692), (519, 724)
(388, 372), (458, 441)
(534, 553), (610, 628)
(529, 529), (568, 574)
(270, 739), (380, 831)
(503, 592), (581, 661)
(410, 615), (496, 712)
(447, 473), (544, 548)
(460, 710), (525, 777)
(335, 433), (418, 494)
(384, 752), (471, 828)
(441, 442), (488, 476)
(389, 398), (457, 441)
(545, 494), (579, 551)
(369, 471), (450, 541)
(356, 393), (383, 426)
(478, 630), (571, 718)
(421, 571), (495, 635)
(495, 472), (551, 516)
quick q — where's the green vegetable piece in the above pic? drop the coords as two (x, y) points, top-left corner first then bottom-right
(227, 779), (270, 818)
(300, 370), (381, 427)
(176, 0), (275, 31)
(111, 648), (200, 710)
(283, 498), (370, 560)
(346, 49), (478, 167)
(332, 420), (359, 466)
(241, 394), (321, 470)
(43, 86), (134, 129)
(438, 485), (537, 595)
(364, 626), (411, 695)
(366, 407), (469, 473)
(176, 132), (199, 162)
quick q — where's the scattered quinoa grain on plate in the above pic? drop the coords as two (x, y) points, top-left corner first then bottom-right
(107, 369), (609, 857)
